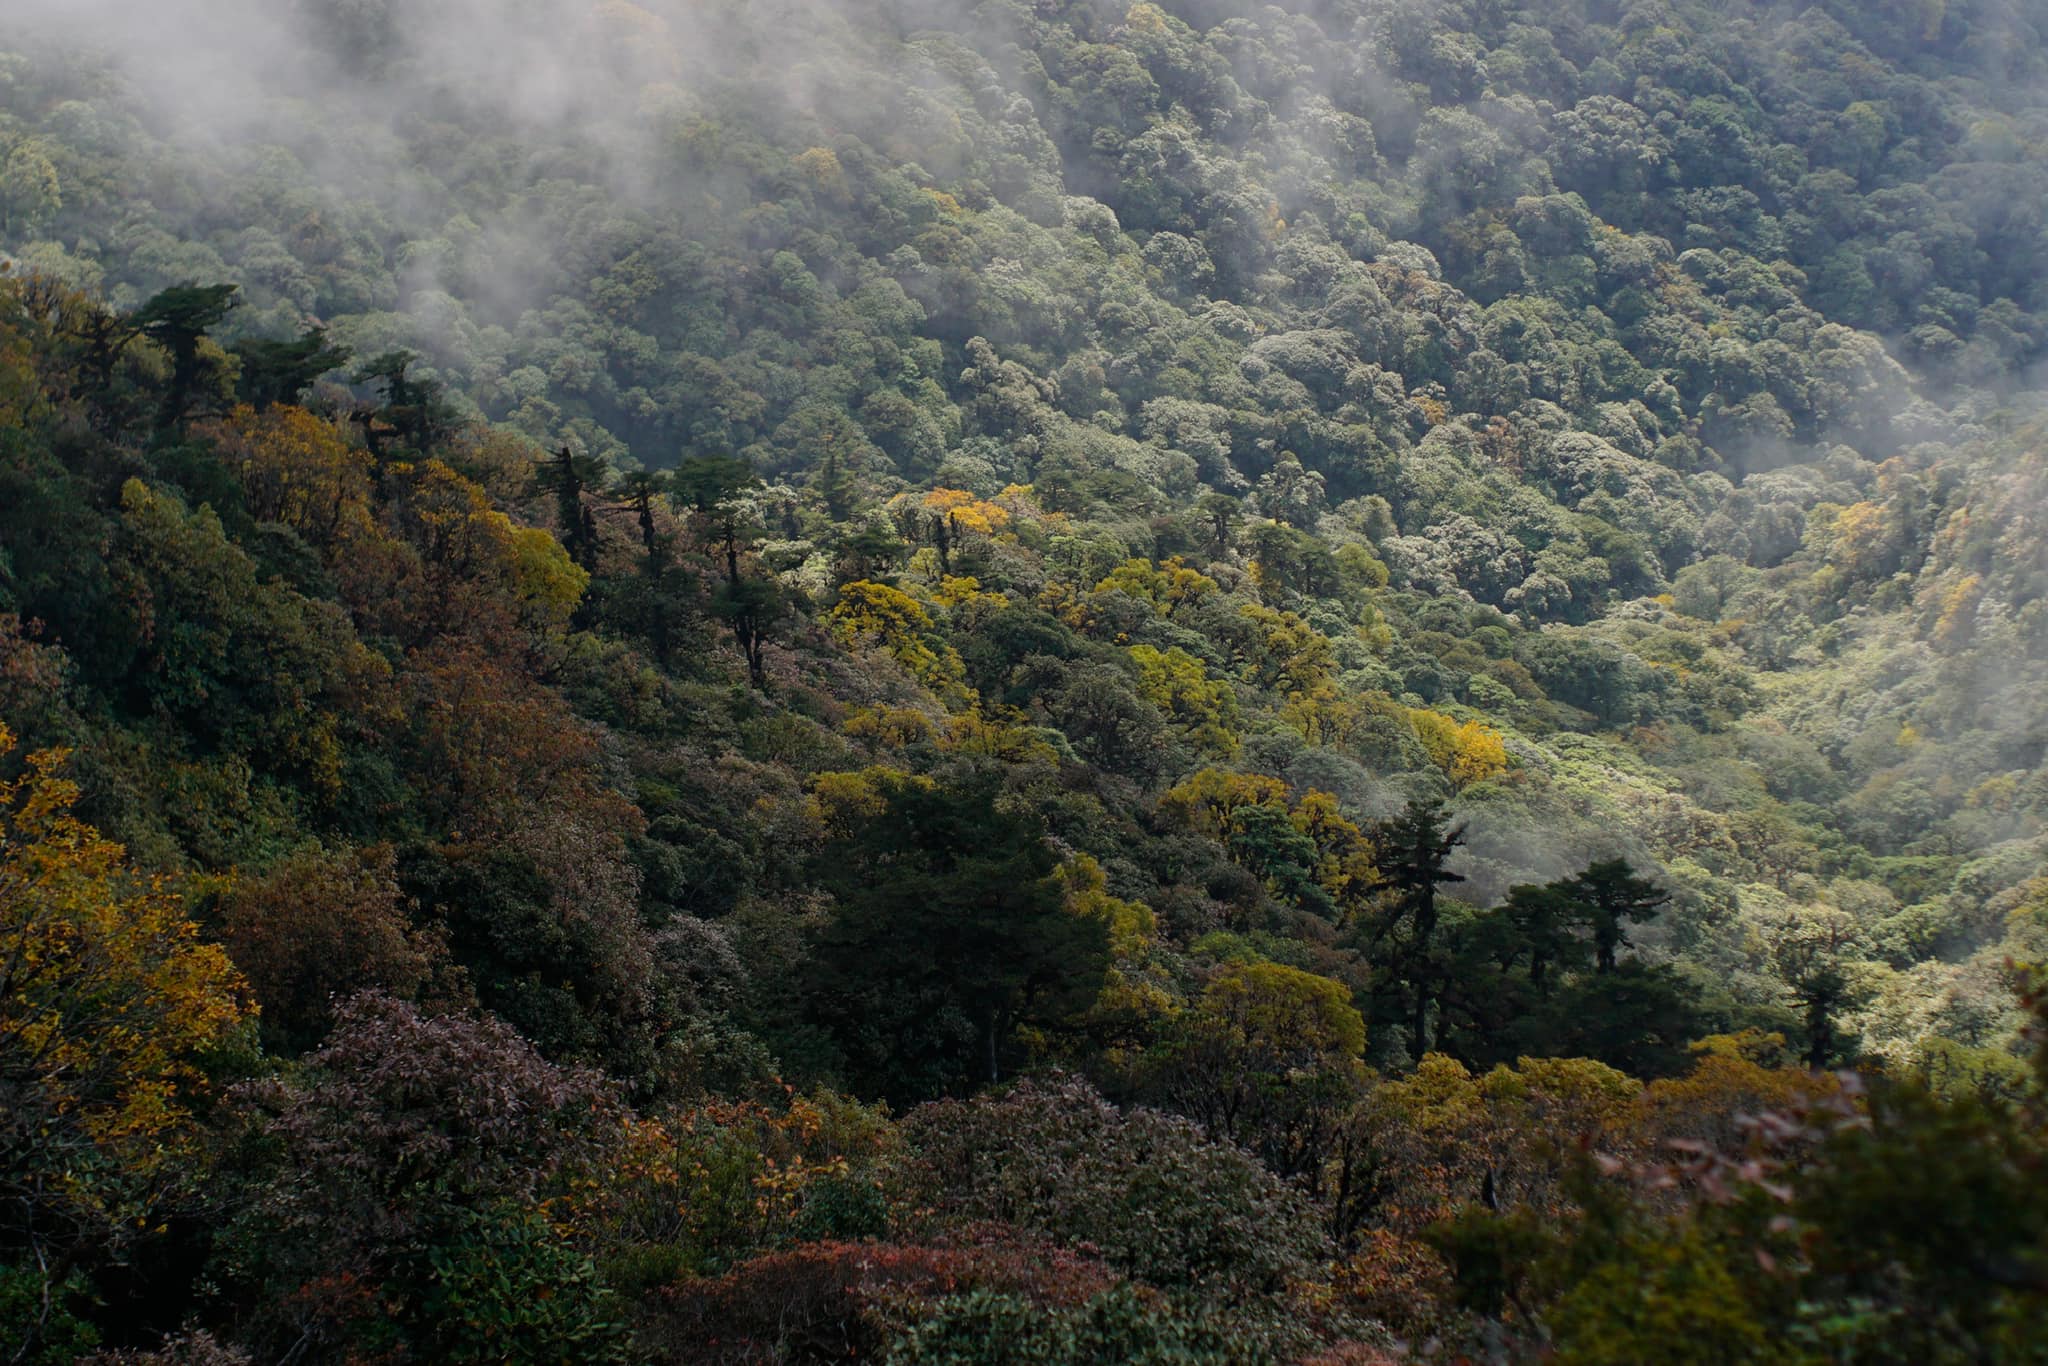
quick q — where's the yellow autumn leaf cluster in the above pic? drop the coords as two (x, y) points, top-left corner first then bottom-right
(1095, 557), (1220, 618)
(829, 579), (969, 701)
(1409, 708), (1509, 790)
(805, 766), (932, 842)
(1129, 644), (1239, 756)
(0, 723), (251, 1182)
(922, 487), (1010, 536)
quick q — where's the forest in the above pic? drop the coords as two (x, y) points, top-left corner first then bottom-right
(2, 0), (2047, 1360)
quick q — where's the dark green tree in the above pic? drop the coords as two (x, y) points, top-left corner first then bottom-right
(351, 349), (455, 463)
(533, 446), (606, 571)
(675, 454), (778, 686)
(232, 327), (351, 411)
(133, 283), (238, 430)
(815, 441), (856, 521)
(1561, 859), (1671, 972)
(1498, 882), (1588, 991)
(1196, 491), (1241, 557)
(1358, 797), (1467, 1065)
(803, 772), (1109, 1104)
(1536, 962), (1710, 1078)
(711, 572), (782, 690)
(607, 469), (672, 574)
(1788, 960), (1862, 1072)
(837, 521), (906, 586)
(1227, 803), (1338, 918)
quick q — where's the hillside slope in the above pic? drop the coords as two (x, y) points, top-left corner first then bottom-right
(2, 1), (2047, 1360)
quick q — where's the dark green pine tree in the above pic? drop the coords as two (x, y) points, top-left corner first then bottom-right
(1360, 797), (1467, 1065)
(675, 454), (781, 686)
(610, 470), (671, 574)
(1498, 882), (1588, 992)
(1562, 859), (1671, 972)
(815, 442), (856, 521)
(352, 349), (455, 465)
(533, 446), (607, 572)
(803, 772), (1109, 1104)
(133, 283), (238, 431)
(839, 522), (906, 585)
(232, 327), (351, 412)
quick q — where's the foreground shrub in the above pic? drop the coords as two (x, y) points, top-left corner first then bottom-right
(896, 1074), (1329, 1297)
(636, 1228), (1117, 1364)
(883, 1283), (1254, 1365)
(222, 994), (625, 1363)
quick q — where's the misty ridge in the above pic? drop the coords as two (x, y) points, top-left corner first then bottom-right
(11, 0), (2046, 442)
(4, 0), (902, 297)
(6, 3), (2048, 1361)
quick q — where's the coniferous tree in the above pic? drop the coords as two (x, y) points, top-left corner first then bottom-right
(803, 772), (1109, 1103)
(1359, 797), (1468, 1065)
(675, 454), (779, 685)
(1563, 859), (1671, 972)
(233, 327), (351, 412)
(132, 283), (237, 430)
(351, 350), (456, 464)
(534, 446), (606, 571)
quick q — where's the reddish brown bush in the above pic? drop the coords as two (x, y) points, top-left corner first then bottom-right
(211, 842), (438, 1052)
(638, 1227), (1120, 1364)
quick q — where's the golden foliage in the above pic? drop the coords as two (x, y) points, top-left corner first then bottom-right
(506, 523), (592, 629)
(1053, 854), (1176, 1062)
(211, 405), (375, 546)
(841, 705), (937, 749)
(1129, 644), (1239, 755)
(805, 767), (932, 842)
(1057, 853), (1159, 959)
(1159, 767), (1289, 839)
(1409, 708), (1509, 790)
(830, 580), (967, 700)
(1290, 791), (1376, 908)
(1237, 603), (1337, 694)
(939, 708), (1062, 765)
(1095, 557), (1220, 617)
(1282, 683), (1365, 749)
(1828, 499), (1891, 577)
(931, 574), (1005, 614)
(0, 723), (251, 1186)
(793, 146), (848, 198)
(553, 1091), (892, 1263)
(1634, 1031), (1839, 1150)
(1932, 572), (1983, 649)
(830, 578), (933, 640)
(1199, 958), (1367, 1059)
(922, 487), (1010, 536)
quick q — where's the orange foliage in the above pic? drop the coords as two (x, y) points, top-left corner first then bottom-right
(1634, 1031), (1841, 1153)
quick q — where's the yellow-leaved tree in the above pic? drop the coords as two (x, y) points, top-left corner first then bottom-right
(1409, 708), (1509, 790)
(1049, 854), (1174, 1069)
(0, 723), (252, 1274)
(887, 488), (1011, 574)
(829, 579), (969, 702)
(1129, 644), (1239, 756)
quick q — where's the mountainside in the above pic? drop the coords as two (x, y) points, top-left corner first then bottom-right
(3, 1), (2047, 1361)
